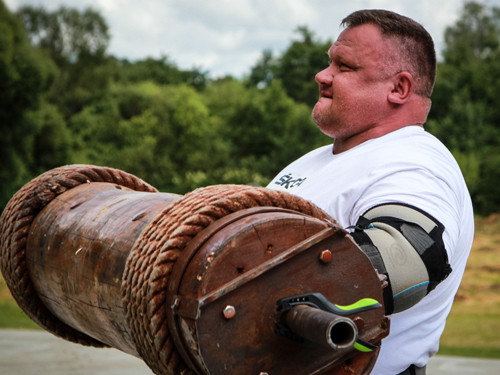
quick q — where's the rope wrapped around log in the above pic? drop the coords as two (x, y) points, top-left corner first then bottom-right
(0, 164), (332, 375)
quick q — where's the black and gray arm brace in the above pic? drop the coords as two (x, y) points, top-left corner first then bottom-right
(350, 203), (452, 315)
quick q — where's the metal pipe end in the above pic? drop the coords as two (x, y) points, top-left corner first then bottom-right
(282, 305), (358, 351)
(326, 318), (358, 350)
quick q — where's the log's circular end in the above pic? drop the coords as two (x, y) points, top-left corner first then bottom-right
(0, 165), (157, 347)
(164, 207), (386, 375)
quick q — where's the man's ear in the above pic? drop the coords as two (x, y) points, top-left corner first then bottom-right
(387, 72), (413, 104)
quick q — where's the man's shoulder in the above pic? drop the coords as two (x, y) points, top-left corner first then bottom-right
(359, 126), (456, 168)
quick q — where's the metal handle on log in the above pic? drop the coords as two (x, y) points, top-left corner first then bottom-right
(283, 305), (358, 350)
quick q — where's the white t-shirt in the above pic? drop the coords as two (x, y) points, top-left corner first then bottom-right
(267, 125), (474, 374)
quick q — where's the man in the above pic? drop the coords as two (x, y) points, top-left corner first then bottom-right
(267, 9), (474, 375)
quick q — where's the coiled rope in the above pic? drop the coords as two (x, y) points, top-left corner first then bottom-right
(0, 165), (334, 375)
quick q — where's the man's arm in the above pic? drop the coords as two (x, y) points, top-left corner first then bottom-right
(350, 203), (452, 314)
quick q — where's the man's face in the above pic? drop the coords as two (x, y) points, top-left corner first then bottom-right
(312, 24), (394, 140)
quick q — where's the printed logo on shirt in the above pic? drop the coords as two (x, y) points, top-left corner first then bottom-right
(274, 173), (307, 189)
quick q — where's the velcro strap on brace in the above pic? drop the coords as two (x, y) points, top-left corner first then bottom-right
(350, 203), (451, 314)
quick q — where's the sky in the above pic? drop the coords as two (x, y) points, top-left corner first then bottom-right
(4, 0), (500, 78)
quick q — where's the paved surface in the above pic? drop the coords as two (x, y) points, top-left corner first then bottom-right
(1, 329), (500, 374)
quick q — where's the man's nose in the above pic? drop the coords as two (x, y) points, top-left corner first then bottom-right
(315, 67), (332, 86)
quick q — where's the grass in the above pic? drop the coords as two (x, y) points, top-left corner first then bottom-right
(0, 300), (39, 329)
(0, 276), (39, 330)
(0, 277), (37, 329)
(0, 215), (499, 358)
(437, 213), (500, 358)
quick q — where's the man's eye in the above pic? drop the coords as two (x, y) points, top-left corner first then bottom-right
(339, 63), (352, 71)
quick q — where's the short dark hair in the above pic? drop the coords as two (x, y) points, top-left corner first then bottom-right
(342, 9), (437, 98)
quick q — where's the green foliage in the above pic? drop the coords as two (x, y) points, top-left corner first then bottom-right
(17, 5), (109, 67)
(249, 26), (333, 107)
(1, 1), (500, 361)
(17, 4), (113, 118)
(443, 2), (499, 65)
(0, 0), (56, 208)
(69, 81), (230, 193)
(116, 56), (208, 90)
(49, 56), (117, 118)
(0, 300), (39, 329)
(428, 1), (500, 215)
(474, 149), (500, 212)
(1, 0), (500, 217)
(205, 78), (329, 180)
(277, 26), (333, 107)
(247, 49), (278, 88)
(449, 150), (480, 196)
(28, 102), (72, 174)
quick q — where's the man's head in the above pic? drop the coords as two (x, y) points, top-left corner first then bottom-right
(312, 10), (437, 153)
(341, 9), (436, 98)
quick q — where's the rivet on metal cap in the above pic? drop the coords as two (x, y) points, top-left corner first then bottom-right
(223, 305), (236, 319)
(319, 249), (333, 263)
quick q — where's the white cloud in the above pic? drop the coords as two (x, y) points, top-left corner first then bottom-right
(5, 0), (500, 78)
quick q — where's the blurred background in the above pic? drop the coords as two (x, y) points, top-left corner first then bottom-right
(0, 0), (499, 362)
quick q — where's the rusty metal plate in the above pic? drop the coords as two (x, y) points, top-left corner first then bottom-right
(170, 208), (388, 375)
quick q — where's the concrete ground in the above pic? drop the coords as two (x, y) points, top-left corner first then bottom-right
(1, 329), (499, 374)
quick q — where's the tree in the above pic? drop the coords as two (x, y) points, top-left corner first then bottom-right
(277, 26), (332, 107)
(248, 26), (332, 107)
(28, 102), (72, 175)
(205, 78), (329, 183)
(69, 81), (232, 193)
(247, 49), (278, 89)
(0, 0), (56, 209)
(17, 5), (109, 67)
(443, 2), (499, 64)
(116, 56), (208, 90)
(16, 5), (113, 118)
(427, 1), (500, 214)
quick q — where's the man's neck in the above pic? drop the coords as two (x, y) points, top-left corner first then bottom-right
(332, 122), (425, 154)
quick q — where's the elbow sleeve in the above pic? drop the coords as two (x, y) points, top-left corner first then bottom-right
(350, 203), (452, 315)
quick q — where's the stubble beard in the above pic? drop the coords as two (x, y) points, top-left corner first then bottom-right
(312, 100), (342, 138)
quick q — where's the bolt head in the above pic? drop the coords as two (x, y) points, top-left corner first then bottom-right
(223, 305), (236, 319)
(319, 249), (333, 263)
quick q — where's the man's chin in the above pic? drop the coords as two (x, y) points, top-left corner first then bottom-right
(312, 112), (339, 138)
(312, 105), (330, 126)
